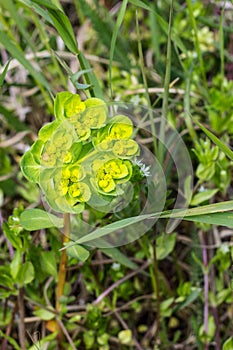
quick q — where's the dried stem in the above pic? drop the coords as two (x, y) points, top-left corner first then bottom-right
(56, 213), (70, 349)
(18, 287), (26, 350)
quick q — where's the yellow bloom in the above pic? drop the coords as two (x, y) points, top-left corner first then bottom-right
(64, 95), (86, 117)
(83, 98), (107, 128)
(109, 115), (133, 140)
(63, 152), (72, 164)
(96, 159), (132, 193)
(70, 165), (84, 182)
(68, 182), (91, 202)
(112, 139), (139, 158)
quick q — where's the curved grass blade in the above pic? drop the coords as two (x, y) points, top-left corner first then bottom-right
(62, 200), (233, 248)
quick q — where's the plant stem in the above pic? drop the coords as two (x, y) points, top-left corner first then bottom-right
(18, 287), (26, 350)
(219, 3), (225, 85)
(201, 231), (209, 350)
(56, 213), (70, 348)
(186, 0), (208, 93)
(159, 0), (173, 163)
(136, 11), (158, 157)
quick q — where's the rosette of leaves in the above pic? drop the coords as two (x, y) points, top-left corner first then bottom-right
(21, 92), (140, 213)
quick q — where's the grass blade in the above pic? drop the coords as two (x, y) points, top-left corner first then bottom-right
(0, 59), (11, 89)
(63, 201), (233, 247)
(109, 0), (128, 98)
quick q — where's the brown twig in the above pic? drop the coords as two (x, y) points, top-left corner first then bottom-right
(18, 287), (26, 350)
(56, 213), (70, 349)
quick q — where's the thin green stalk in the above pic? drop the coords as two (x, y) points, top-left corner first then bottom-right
(186, 0), (208, 92)
(140, 236), (157, 296)
(109, 0), (128, 100)
(140, 236), (161, 344)
(184, 65), (197, 141)
(219, 2), (226, 86)
(158, 0), (173, 163)
(136, 10), (158, 157)
(56, 213), (70, 349)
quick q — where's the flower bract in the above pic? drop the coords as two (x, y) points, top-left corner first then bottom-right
(20, 92), (142, 213)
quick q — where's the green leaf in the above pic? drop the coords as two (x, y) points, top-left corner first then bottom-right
(20, 209), (64, 230)
(34, 308), (55, 320)
(164, 200), (233, 218)
(0, 59), (11, 89)
(160, 297), (174, 317)
(28, 332), (57, 350)
(18, 0), (52, 23)
(195, 119), (233, 161)
(63, 201), (233, 248)
(66, 244), (90, 262)
(198, 315), (216, 343)
(29, 0), (59, 10)
(184, 212), (233, 227)
(109, 0), (128, 96)
(16, 261), (35, 286)
(20, 0), (78, 54)
(10, 250), (21, 281)
(190, 189), (219, 206)
(118, 329), (132, 345)
(2, 222), (23, 250)
(101, 247), (138, 270)
(38, 119), (61, 140)
(68, 213), (155, 245)
(54, 91), (72, 120)
(0, 267), (15, 291)
(223, 337), (233, 350)
(78, 52), (104, 99)
(40, 251), (58, 280)
(20, 151), (40, 183)
(71, 68), (92, 90)
(175, 288), (201, 311)
(0, 330), (21, 350)
(129, 0), (151, 11)
(48, 9), (79, 54)
(156, 233), (176, 260)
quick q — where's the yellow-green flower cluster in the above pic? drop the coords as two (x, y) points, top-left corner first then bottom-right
(61, 93), (107, 141)
(96, 159), (132, 194)
(21, 92), (140, 213)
